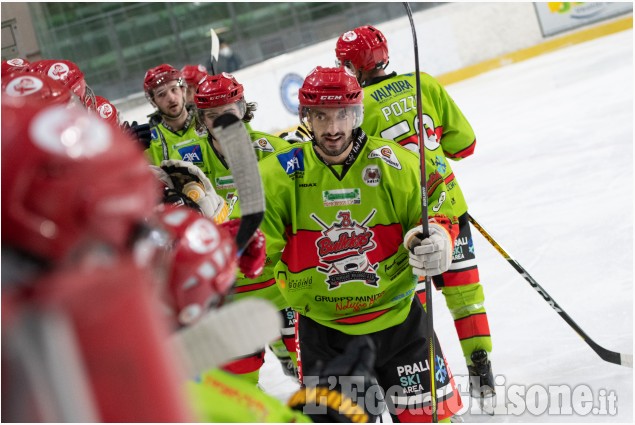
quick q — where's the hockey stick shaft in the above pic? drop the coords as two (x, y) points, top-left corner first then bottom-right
(212, 113), (265, 255)
(402, 2), (438, 420)
(468, 213), (632, 368)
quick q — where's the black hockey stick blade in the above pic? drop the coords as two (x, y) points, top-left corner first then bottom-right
(468, 213), (633, 368)
(212, 113), (265, 255)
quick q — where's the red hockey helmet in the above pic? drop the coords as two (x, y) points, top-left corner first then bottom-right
(1, 58), (30, 77)
(194, 72), (244, 109)
(155, 205), (237, 327)
(143, 64), (183, 98)
(94, 95), (120, 126)
(1, 99), (160, 263)
(1, 71), (73, 106)
(335, 25), (389, 72)
(298, 66), (364, 128)
(28, 59), (88, 100)
(181, 64), (208, 88)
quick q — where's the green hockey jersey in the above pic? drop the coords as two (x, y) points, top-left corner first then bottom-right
(256, 132), (458, 335)
(187, 368), (311, 422)
(145, 112), (216, 181)
(361, 72), (476, 216)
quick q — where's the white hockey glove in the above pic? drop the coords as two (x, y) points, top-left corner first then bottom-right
(404, 221), (453, 277)
(157, 159), (228, 222)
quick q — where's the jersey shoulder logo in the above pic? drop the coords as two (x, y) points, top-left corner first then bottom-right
(277, 148), (305, 175)
(368, 145), (402, 170)
(253, 137), (275, 152)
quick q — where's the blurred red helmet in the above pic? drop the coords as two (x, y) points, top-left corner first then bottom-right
(194, 72), (244, 109)
(1, 99), (160, 263)
(1, 71), (72, 106)
(155, 205), (237, 327)
(143, 64), (183, 98)
(335, 25), (389, 72)
(181, 64), (208, 87)
(28, 59), (88, 100)
(94, 95), (120, 126)
(1, 58), (30, 77)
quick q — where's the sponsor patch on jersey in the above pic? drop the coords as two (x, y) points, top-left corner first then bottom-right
(253, 137), (275, 153)
(215, 175), (235, 190)
(178, 144), (203, 162)
(150, 128), (159, 140)
(434, 155), (446, 174)
(277, 148), (304, 176)
(368, 146), (402, 170)
(362, 166), (381, 187)
(322, 188), (361, 207)
(310, 210), (379, 290)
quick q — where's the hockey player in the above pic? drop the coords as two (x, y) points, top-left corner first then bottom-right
(335, 25), (495, 401)
(194, 72), (300, 384)
(1, 97), (191, 422)
(256, 66), (463, 422)
(181, 64), (208, 106)
(142, 64), (228, 222)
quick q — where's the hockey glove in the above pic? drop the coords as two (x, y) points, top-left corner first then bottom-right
(122, 121), (152, 149)
(404, 220), (453, 277)
(288, 336), (382, 423)
(158, 159), (228, 222)
(220, 219), (265, 278)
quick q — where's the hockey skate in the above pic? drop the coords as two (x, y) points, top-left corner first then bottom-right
(468, 350), (495, 415)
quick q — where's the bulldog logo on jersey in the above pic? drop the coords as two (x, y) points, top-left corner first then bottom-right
(368, 145), (402, 169)
(362, 166), (381, 187)
(311, 209), (379, 290)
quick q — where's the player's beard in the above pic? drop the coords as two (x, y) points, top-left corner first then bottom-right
(315, 131), (353, 158)
(161, 100), (186, 120)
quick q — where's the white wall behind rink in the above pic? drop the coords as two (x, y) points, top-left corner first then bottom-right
(117, 2), (542, 134)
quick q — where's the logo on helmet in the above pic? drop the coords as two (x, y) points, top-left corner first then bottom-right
(6, 76), (43, 97)
(98, 103), (114, 119)
(342, 31), (358, 42)
(48, 63), (70, 80)
(7, 58), (27, 66)
(187, 218), (221, 254)
(31, 106), (112, 158)
(320, 95), (343, 101)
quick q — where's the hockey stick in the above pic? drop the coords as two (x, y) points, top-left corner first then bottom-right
(468, 213), (633, 368)
(402, 2), (437, 421)
(210, 28), (220, 75)
(212, 113), (265, 255)
(172, 298), (281, 377)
